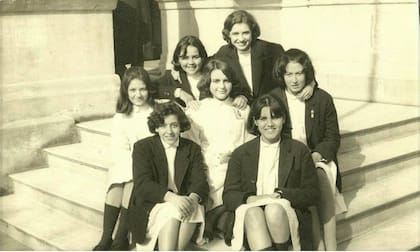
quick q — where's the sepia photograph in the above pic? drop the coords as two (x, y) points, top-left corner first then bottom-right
(0, 0), (419, 250)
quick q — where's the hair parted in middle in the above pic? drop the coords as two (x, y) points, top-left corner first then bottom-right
(273, 48), (316, 90)
(222, 10), (261, 45)
(147, 102), (191, 134)
(197, 58), (242, 100)
(116, 66), (155, 115)
(171, 35), (208, 72)
(247, 93), (290, 138)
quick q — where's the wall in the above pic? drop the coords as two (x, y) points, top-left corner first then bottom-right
(0, 0), (119, 191)
(156, 0), (419, 106)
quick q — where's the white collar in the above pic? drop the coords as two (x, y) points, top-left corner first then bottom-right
(161, 138), (179, 149)
(260, 138), (280, 148)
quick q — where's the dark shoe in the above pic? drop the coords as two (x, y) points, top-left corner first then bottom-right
(110, 238), (129, 251)
(93, 239), (113, 251)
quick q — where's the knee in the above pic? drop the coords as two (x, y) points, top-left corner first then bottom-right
(244, 207), (265, 228)
(264, 204), (288, 225)
(105, 185), (123, 207)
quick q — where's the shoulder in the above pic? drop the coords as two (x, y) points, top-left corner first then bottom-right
(215, 44), (235, 59)
(233, 137), (258, 155)
(282, 138), (310, 154)
(133, 135), (158, 150)
(254, 39), (284, 53)
(311, 88), (335, 104)
(180, 137), (202, 151)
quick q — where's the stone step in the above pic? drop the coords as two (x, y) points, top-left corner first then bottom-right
(76, 119), (112, 147)
(9, 168), (106, 228)
(0, 194), (101, 250)
(337, 164), (419, 242)
(48, 128), (419, 193)
(338, 208), (420, 250)
(339, 133), (420, 191)
(75, 100), (419, 153)
(44, 143), (111, 174)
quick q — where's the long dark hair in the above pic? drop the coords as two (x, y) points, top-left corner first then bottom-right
(197, 59), (242, 100)
(116, 66), (155, 115)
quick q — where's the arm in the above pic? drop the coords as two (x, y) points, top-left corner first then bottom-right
(276, 145), (320, 209)
(223, 148), (255, 211)
(313, 94), (340, 162)
(111, 115), (132, 171)
(131, 141), (168, 203)
(184, 143), (209, 203)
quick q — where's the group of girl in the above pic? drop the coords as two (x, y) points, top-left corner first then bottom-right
(93, 9), (346, 251)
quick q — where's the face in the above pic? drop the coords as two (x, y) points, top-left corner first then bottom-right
(255, 106), (284, 144)
(128, 79), (148, 107)
(284, 61), (306, 95)
(178, 45), (203, 76)
(156, 114), (180, 146)
(229, 22), (252, 52)
(209, 69), (232, 101)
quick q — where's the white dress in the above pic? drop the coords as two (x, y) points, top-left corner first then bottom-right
(184, 98), (255, 210)
(107, 107), (153, 189)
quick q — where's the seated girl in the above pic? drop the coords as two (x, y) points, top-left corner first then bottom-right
(93, 66), (154, 250)
(154, 35), (248, 110)
(223, 93), (320, 250)
(183, 59), (255, 240)
(128, 102), (209, 250)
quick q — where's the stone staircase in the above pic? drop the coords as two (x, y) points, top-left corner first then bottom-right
(0, 99), (419, 250)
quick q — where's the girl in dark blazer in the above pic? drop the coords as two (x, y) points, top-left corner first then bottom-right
(155, 35), (248, 110)
(128, 102), (209, 250)
(214, 10), (315, 102)
(223, 93), (319, 250)
(271, 48), (347, 250)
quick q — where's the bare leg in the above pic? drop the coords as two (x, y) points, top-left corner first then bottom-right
(158, 218), (180, 250)
(310, 206), (326, 250)
(264, 204), (290, 243)
(317, 169), (336, 251)
(177, 223), (197, 250)
(244, 207), (272, 250)
(105, 185), (123, 207)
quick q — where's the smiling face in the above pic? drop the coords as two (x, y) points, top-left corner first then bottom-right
(156, 114), (180, 146)
(229, 22), (252, 52)
(209, 69), (232, 101)
(178, 45), (203, 76)
(128, 79), (148, 108)
(284, 61), (306, 95)
(255, 106), (284, 144)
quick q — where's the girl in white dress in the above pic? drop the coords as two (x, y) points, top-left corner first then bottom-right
(93, 66), (154, 250)
(183, 59), (254, 241)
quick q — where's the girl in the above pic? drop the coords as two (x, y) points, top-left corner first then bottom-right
(272, 48), (347, 250)
(183, 59), (254, 240)
(93, 66), (154, 250)
(155, 35), (248, 110)
(128, 102), (209, 250)
(223, 93), (319, 250)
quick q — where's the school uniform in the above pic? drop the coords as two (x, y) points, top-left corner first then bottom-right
(128, 135), (209, 247)
(214, 39), (285, 101)
(223, 137), (320, 250)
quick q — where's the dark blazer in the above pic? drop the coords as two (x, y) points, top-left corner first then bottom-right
(214, 39), (284, 101)
(128, 135), (209, 244)
(271, 87), (342, 191)
(154, 70), (195, 107)
(223, 138), (319, 250)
